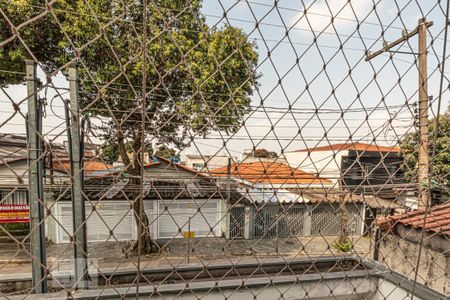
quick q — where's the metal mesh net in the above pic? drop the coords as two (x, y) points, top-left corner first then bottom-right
(0, 0), (449, 299)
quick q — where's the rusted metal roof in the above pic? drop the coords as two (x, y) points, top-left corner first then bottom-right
(377, 202), (450, 237)
(289, 189), (401, 209)
(210, 161), (331, 185)
(295, 142), (400, 153)
(0, 134), (28, 165)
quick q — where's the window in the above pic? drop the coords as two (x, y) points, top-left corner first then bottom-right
(192, 162), (205, 170)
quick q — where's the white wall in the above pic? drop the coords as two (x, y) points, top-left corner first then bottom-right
(183, 155), (234, 170)
(48, 199), (225, 243)
(285, 150), (347, 183)
(0, 160), (28, 185)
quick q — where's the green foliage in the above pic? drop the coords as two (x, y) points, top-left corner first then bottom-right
(0, 1), (66, 86)
(253, 148), (277, 158)
(100, 141), (177, 163)
(100, 142), (120, 164)
(400, 111), (450, 193)
(333, 238), (352, 253)
(1, 1), (260, 252)
(1, 0), (259, 164)
(154, 145), (179, 160)
(0, 223), (29, 236)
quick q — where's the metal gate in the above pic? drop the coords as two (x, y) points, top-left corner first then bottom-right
(311, 204), (341, 235)
(277, 206), (306, 237)
(250, 205), (306, 238)
(251, 206), (279, 238)
(229, 206), (245, 238)
(311, 204), (363, 236)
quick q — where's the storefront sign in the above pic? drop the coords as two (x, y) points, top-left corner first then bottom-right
(0, 205), (30, 223)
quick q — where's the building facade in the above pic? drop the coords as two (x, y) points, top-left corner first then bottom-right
(181, 152), (237, 171)
(285, 142), (404, 198)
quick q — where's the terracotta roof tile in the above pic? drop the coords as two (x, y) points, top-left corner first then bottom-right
(295, 142), (400, 153)
(53, 160), (114, 174)
(377, 202), (450, 237)
(210, 161), (331, 185)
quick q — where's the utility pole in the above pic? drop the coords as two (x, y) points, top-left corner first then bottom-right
(366, 18), (433, 210)
(68, 63), (89, 289)
(26, 60), (48, 293)
(417, 19), (430, 210)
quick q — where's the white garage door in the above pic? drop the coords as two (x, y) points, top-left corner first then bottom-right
(56, 201), (136, 243)
(157, 199), (221, 239)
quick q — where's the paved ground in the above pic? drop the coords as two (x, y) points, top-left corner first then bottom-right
(0, 235), (372, 274)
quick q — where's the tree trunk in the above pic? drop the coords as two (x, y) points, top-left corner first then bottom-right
(117, 132), (158, 255)
(338, 171), (349, 246)
(338, 194), (348, 245)
(131, 188), (159, 255)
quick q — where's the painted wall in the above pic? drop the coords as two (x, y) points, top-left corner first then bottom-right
(379, 233), (450, 295)
(285, 150), (346, 184)
(47, 199), (225, 243)
(182, 155), (234, 171)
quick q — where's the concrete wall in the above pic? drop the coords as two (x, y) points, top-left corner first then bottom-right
(379, 232), (450, 295)
(370, 280), (425, 300)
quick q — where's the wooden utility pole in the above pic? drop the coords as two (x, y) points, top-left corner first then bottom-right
(366, 18), (433, 210)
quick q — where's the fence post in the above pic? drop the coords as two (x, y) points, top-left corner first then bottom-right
(303, 205), (312, 236)
(225, 158), (231, 239)
(244, 206), (251, 239)
(373, 227), (381, 261)
(275, 213), (279, 257)
(68, 63), (89, 289)
(26, 60), (48, 293)
(187, 217), (191, 263)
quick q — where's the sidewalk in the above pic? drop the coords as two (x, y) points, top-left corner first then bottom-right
(0, 235), (372, 274)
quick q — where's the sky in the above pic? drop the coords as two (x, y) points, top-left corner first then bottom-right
(0, 0), (449, 161)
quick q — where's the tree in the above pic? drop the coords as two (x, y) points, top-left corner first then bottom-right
(1, 1), (259, 254)
(154, 145), (179, 160)
(0, 1), (64, 86)
(400, 110), (450, 197)
(253, 148), (277, 158)
(100, 142), (178, 164)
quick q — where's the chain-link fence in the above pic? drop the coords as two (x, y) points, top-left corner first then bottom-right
(0, 0), (449, 299)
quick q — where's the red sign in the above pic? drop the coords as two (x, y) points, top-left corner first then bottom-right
(0, 205), (30, 223)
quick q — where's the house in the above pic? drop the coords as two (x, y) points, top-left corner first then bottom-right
(49, 158), (117, 183)
(227, 186), (400, 239)
(376, 203), (450, 294)
(285, 142), (404, 198)
(0, 134), (29, 206)
(47, 157), (232, 243)
(181, 152), (237, 171)
(209, 160), (400, 239)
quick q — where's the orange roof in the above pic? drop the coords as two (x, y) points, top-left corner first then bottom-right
(53, 160), (114, 174)
(295, 142), (400, 153)
(377, 202), (450, 237)
(210, 161), (331, 185)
